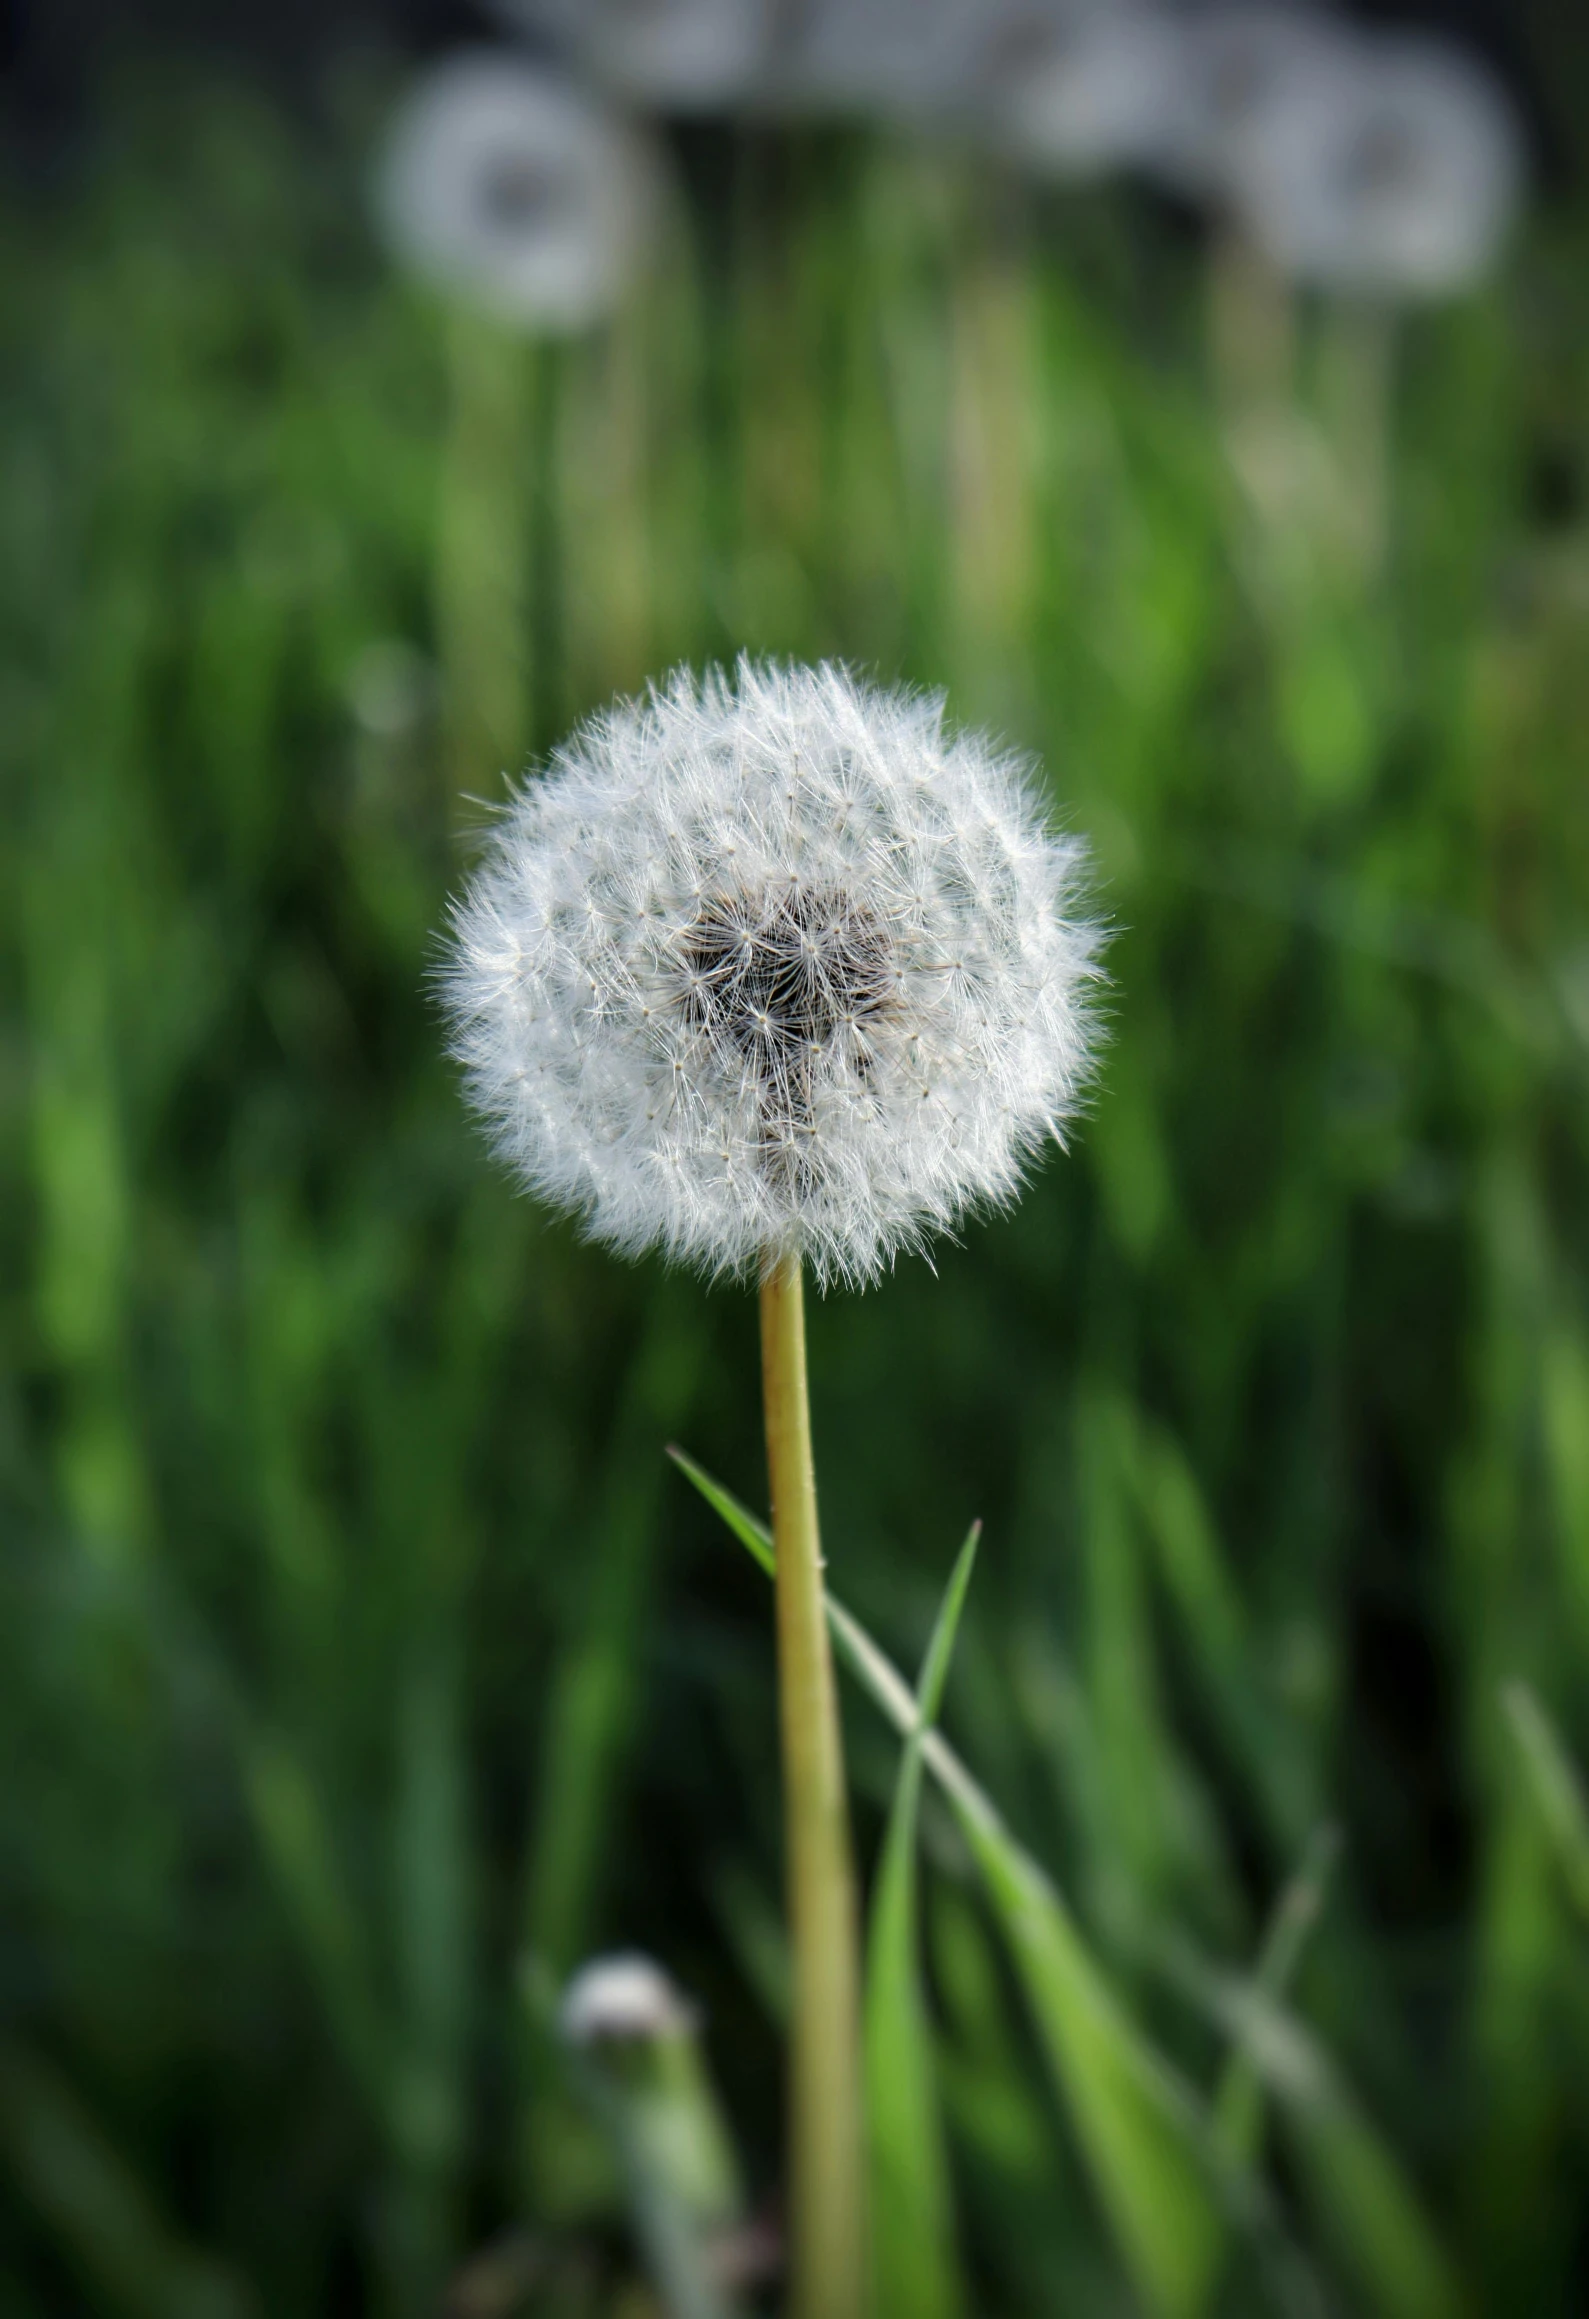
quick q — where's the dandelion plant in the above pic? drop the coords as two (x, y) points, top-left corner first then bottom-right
(374, 53), (662, 801)
(443, 658), (1100, 2318)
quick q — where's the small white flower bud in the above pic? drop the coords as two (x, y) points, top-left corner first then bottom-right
(560, 1952), (699, 2045)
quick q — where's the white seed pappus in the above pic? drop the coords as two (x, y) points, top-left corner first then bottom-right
(444, 661), (1102, 1287)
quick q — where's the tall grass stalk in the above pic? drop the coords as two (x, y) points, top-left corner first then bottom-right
(435, 309), (532, 808)
(758, 1253), (865, 2319)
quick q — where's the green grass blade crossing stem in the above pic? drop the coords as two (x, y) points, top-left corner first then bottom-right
(669, 1448), (1229, 2319)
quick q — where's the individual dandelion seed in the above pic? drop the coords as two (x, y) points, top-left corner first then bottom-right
(1225, 31), (1525, 298)
(491, 0), (778, 114)
(443, 659), (1101, 1289)
(443, 659), (1100, 2319)
(986, 0), (1187, 182)
(373, 50), (659, 331)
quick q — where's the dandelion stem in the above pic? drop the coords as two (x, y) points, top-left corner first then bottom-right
(759, 1251), (865, 2319)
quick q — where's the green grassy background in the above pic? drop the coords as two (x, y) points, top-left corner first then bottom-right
(3, 53), (1589, 2317)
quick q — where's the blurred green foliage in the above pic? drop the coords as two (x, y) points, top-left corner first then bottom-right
(3, 56), (1589, 2319)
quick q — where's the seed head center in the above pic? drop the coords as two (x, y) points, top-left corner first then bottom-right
(679, 883), (895, 1083)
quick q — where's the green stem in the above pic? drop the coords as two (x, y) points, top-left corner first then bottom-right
(759, 1253), (865, 2319)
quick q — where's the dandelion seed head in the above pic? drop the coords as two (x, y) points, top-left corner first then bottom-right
(991, 1), (1186, 181)
(1154, 3), (1355, 194)
(444, 661), (1103, 1288)
(1226, 33), (1524, 298)
(494, 0), (777, 113)
(374, 52), (659, 333)
(778, 0), (991, 124)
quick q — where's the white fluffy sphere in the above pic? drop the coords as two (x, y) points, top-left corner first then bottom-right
(1228, 33), (1524, 298)
(444, 662), (1101, 1287)
(491, 0), (777, 113)
(994, 2), (1188, 181)
(777, 0), (991, 123)
(374, 53), (658, 333)
(560, 1953), (697, 2044)
(1153, 3), (1357, 194)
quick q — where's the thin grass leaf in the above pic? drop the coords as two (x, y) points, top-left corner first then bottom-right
(1165, 1946), (1463, 2319)
(390, 1661), (470, 2201)
(930, 1885), (1058, 2191)
(242, 1731), (391, 2117)
(0, 2040), (253, 2319)
(915, 1525), (981, 1732)
(668, 1446), (774, 1578)
(527, 1296), (705, 1973)
(1215, 1825), (1341, 2171)
(666, 1449), (943, 1743)
(866, 1523), (979, 2319)
(1135, 1422), (1306, 1845)
(671, 1447), (1230, 2319)
(1502, 1680), (1589, 1921)
(956, 1815), (1225, 2319)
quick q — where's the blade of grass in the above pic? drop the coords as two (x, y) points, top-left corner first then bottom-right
(955, 1812), (1225, 2319)
(1163, 1943), (1463, 2319)
(0, 2039), (253, 2319)
(866, 1523), (979, 2319)
(242, 1730), (391, 2119)
(1214, 1825), (1341, 2172)
(526, 1293), (705, 1974)
(388, 1657), (471, 2291)
(670, 1448), (1231, 2319)
(1501, 1681), (1589, 1921)
(1134, 1422), (1307, 1847)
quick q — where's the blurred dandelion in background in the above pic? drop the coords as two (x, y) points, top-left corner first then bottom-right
(990, 1), (1187, 181)
(374, 49), (657, 331)
(559, 1953), (751, 2319)
(1226, 30), (1524, 297)
(374, 51), (668, 813)
(492, 0), (779, 115)
(1174, 7), (1527, 800)
(561, 1950), (700, 2044)
(776, 0), (994, 126)
(1154, 1), (1361, 196)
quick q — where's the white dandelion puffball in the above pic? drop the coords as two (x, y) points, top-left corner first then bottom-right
(491, 0), (777, 113)
(444, 662), (1101, 1288)
(374, 52), (658, 332)
(561, 1953), (698, 2045)
(1154, 2), (1358, 194)
(1226, 33), (1524, 297)
(776, 0), (991, 124)
(991, 1), (1188, 180)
